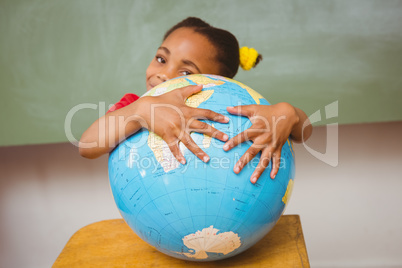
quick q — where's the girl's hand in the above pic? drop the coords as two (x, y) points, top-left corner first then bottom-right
(137, 84), (229, 164)
(223, 102), (300, 184)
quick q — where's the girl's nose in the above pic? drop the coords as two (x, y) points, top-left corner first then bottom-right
(156, 72), (168, 82)
(156, 65), (174, 82)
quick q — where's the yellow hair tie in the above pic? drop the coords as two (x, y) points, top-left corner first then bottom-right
(239, 47), (259, 71)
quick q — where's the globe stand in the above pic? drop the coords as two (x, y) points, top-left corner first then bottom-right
(53, 215), (310, 267)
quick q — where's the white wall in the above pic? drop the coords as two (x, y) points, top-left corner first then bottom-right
(287, 121), (402, 268)
(0, 121), (401, 268)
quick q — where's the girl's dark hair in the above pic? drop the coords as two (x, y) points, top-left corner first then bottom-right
(163, 17), (240, 78)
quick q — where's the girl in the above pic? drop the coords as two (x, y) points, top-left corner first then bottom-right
(79, 17), (312, 184)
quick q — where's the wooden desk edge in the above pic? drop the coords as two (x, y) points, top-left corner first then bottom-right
(53, 214), (310, 267)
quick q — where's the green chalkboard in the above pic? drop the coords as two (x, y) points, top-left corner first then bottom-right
(1, 0), (402, 146)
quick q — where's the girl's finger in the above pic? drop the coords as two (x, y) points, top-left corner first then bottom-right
(270, 149), (282, 179)
(180, 84), (203, 100)
(250, 149), (273, 184)
(167, 141), (186, 165)
(226, 105), (255, 117)
(180, 132), (210, 163)
(189, 120), (229, 142)
(191, 107), (230, 124)
(232, 144), (261, 174)
(223, 128), (258, 151)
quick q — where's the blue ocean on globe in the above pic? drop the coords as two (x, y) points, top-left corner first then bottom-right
(108, 74), (295, 261)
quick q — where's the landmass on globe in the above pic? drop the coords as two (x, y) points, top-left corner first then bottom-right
(176, 225), (241, 259)
(282, 179), (294, 205)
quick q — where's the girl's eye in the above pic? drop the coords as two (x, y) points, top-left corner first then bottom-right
(180, 70), (191, 76)
(156, 56), (165, 64)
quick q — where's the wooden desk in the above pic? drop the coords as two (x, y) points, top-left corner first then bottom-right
(53, 215), (309, 267)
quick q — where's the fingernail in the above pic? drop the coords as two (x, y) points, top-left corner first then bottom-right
(224, 116), (230, 122)
(223, 143), (229, 151)
(234, 165), (240, 173)
(223, 134), (228, 141)
(180, 158), (186, 165)
(251, 177), (257, 184)
(203, 156), (209, 163)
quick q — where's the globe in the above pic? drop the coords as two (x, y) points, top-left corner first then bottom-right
(108, 74), (295, 261)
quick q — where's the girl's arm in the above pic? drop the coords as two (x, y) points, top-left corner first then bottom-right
(223, 102), (312, 183)
(79, 85), (229, 162)
(289, 106), (312, 143)
(79, 101), (144, 159)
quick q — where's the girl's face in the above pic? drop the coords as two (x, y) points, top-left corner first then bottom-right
(145, 27), (221, 91)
